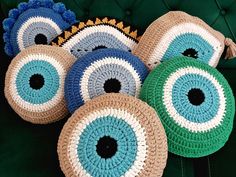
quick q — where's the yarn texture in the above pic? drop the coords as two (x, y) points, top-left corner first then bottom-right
(4, 45), (75, 124)
(65, 48), (148, 113)
(140, 56), (235, 157)
(58, 93), (167, 177)
(51, 17), (140, 59)
(2, 0), (77, 57)
(133, 11), (226, 70)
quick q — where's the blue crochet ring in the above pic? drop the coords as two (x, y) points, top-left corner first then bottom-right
(65, 48), (148, 113)
(2, 0), (77, 57)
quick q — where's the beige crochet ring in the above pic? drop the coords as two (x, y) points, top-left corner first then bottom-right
(4, 45), (75, 124)
(133, 11), (236, 70)
(58, 93), (167, 177)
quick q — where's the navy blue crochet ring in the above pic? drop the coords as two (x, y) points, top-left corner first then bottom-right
(65, 48), (148, 113)
(3, 0), (77, 57)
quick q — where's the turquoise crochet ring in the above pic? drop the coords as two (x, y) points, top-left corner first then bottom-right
(2, 0), (77, 57)
(65, 48), (148, 113)
(140, 56), (235, 157)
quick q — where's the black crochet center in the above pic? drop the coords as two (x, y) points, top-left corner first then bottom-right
(188, 88), (205, 106)
(104, 78), (121, 93)
(182, 48), (198, 59)
(34, 34), (48, 44)
(29, 74), (45, 90)
(92, 45), (107, 51)
(96, 136), (118, 159)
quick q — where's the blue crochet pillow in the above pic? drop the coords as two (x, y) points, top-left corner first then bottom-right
(64, 48), (148, 113)
(2, 0), (77, 57)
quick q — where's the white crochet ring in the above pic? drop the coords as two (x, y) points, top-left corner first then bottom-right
(17, 17), (62, 51)
(80, 57), (142, 102)
(61, 25), (137, 58)
(163, 66), (226, 132)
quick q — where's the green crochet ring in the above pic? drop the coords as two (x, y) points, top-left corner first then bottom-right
(140, 56), (235, 158)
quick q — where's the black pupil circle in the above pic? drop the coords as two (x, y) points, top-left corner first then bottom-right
(92, 45), (107, 51)
(104, 78), (121, 93)
(96, 136), (117, 159)
(187, 88), (205, 106)
(34, 33), (48, 44)
(182, 48), (198, 59)
(29, 74), (45, 90)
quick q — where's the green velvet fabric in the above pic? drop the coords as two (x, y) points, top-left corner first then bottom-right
(0, 0), (235, 177)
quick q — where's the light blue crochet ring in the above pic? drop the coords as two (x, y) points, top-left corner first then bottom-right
(2, 0), (77, 57)
(64, 48), (149, 113)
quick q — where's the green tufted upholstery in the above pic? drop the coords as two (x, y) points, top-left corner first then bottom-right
(0, 0), (235, 177)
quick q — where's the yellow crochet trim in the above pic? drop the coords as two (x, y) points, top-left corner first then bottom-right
(52, 17), (141, 46)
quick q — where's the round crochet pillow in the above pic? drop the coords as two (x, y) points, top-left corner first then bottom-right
(140, 56), (235, 157)
(133, 11), (226, 70)
(65, 48), (148, 113)
(58, 93), (167, 177)
(3, 0), (76, 57)
(51, 17), (140, 59)
(4, 45), (75, 124)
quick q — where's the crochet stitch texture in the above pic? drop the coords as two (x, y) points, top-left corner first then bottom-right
(51, 17), (140, 59)
(133, 11), (225, 70)
(3, 0), (77, 57)
(140, 56), (235, 157)
(4, 45), (75, 124)
(65, 48), (148, 113)
(58, 93), (167, 177)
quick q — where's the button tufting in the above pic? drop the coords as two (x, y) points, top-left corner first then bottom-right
(125, 9), (132, 16)
(220, 9), (226, 15)
(84, 9), (89, 16)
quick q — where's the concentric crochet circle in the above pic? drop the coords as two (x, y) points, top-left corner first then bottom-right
(4, 45), (75, 124)
(58, 93), (167, 177)
(140, 56), (235, 157)
(3, 0), (77, 57)
(51, 17), (140, 59)
(133, 11), (225, 70)
(65, 48), (148, 113)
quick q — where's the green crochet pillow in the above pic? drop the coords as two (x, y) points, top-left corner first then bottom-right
(140, 56), (235, 157)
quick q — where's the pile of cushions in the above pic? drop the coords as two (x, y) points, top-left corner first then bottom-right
(3, 0), (236, 176)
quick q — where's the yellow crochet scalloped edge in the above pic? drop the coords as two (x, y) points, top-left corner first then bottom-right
(51, 17), (141, 46)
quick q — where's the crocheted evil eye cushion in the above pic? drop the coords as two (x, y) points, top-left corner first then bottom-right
(58, 93), (167, 177)
(2, 0), (77, 57)
(65, 48), (148, 113)
(140, 56), (235, 158)
(133, 11), (226, 70)
(51, 17), (140, 59)
(4, 45), (75, 124)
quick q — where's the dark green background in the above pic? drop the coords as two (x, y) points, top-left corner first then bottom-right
(0, 0), (235, 177)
